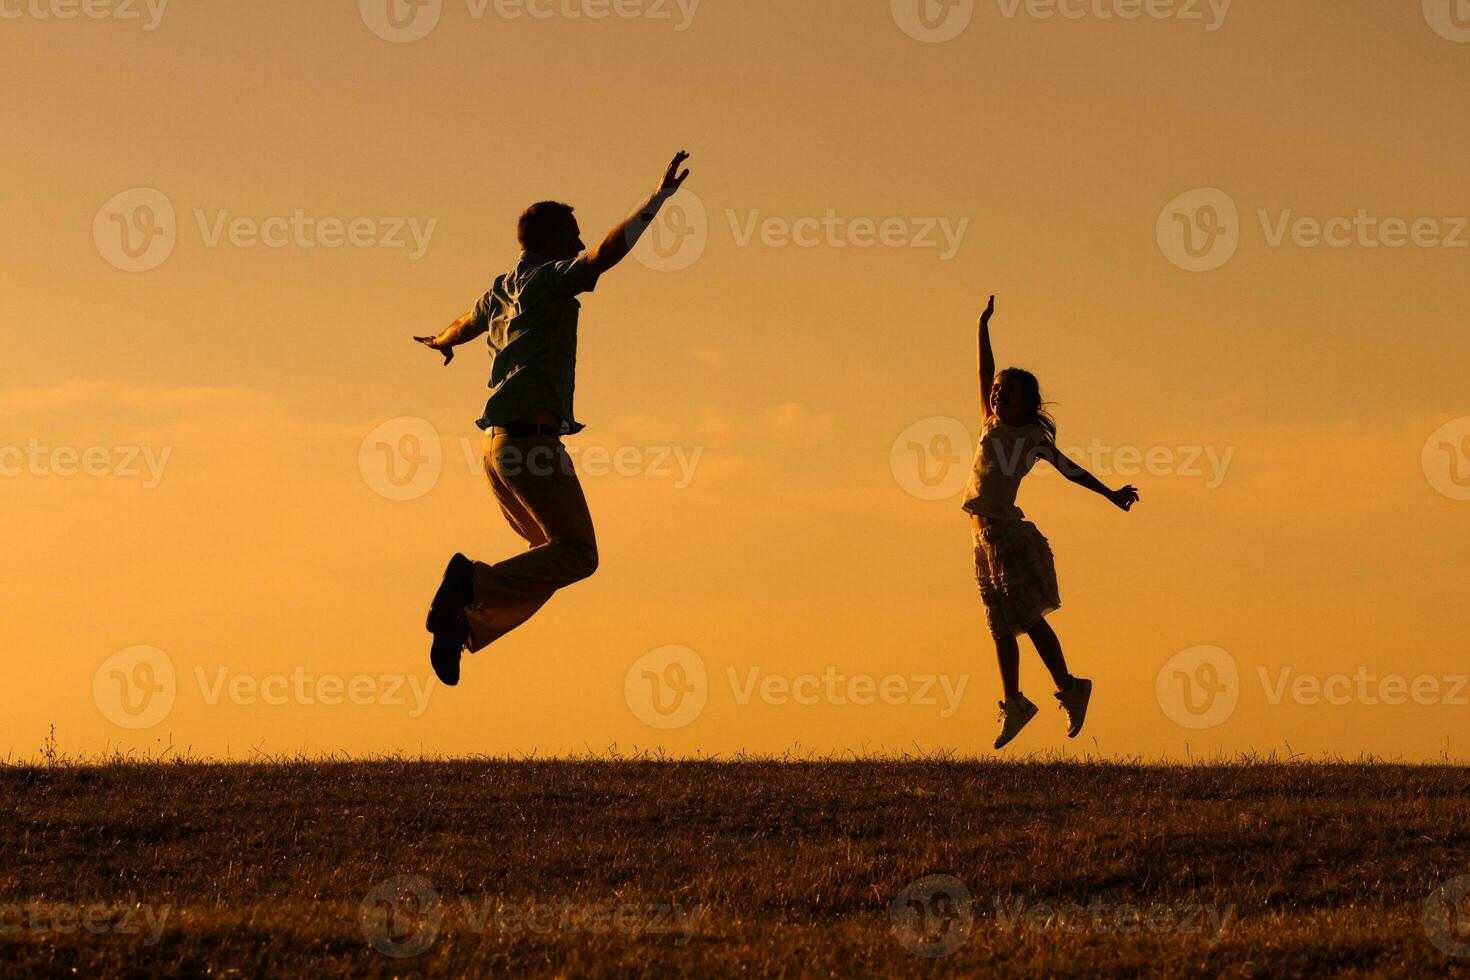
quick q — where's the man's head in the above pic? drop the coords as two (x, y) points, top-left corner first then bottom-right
(518, 201), (584, 261)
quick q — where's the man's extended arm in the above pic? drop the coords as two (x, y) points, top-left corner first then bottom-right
(585, 151), (692, 276)
(413, 311), (488, 366)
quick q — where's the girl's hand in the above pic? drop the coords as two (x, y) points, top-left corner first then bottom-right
(980, 294), (996, 326)
(1108, 485), (1141, 512)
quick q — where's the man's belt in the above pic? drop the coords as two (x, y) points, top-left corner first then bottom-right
(489, 422), (562, 438)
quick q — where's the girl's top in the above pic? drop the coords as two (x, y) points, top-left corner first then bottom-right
(962, 416), (1051, 521)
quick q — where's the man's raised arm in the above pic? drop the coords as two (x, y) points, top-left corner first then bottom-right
(585, 151), (692, 276)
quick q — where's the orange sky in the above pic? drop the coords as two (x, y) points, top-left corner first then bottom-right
(3, 0), (1469, 761)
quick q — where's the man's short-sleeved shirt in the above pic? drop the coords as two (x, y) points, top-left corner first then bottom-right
(469, 250), (601, 435)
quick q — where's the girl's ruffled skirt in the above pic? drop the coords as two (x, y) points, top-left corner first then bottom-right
(973, 520), (1061, 638)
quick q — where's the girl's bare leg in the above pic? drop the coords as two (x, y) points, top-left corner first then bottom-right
(995, 636), (1021, 700)
(1026, 619), (1073, 691)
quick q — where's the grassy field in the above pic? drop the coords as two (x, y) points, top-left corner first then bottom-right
(3, 757), (1469, 977)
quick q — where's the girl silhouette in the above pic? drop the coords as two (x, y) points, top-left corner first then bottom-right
(967, 295), (1140, 749)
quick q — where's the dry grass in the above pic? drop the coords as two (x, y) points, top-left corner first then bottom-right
(3, 754), (1469, 977)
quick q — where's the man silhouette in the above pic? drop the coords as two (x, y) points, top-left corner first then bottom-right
(413, 152), (693, 686)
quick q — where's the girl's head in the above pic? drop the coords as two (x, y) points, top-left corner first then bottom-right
(992, 368), (1057, 437)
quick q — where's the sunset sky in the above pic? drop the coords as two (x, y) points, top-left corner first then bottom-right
(4, 0), (1468, 761)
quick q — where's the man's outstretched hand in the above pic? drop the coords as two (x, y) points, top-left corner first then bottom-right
(980, 294), (996, 326)
(414, 334), (454, 365)
(658, 151), (692, 196)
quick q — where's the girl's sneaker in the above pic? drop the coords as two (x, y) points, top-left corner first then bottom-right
(1056, 677), (1093, 738)
(993, 694), (1039, 749)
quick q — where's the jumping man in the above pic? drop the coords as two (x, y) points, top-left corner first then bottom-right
(413, 151), (694, 686)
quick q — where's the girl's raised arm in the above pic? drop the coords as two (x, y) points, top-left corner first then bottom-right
(978, 294), (996, 420)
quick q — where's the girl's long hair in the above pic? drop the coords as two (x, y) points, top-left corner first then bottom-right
(997, 368), (1057, 440)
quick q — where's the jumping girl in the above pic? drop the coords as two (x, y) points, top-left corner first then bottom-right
(966, 295), (1140, 749)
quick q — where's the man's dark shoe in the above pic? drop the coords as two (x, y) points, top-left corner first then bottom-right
(430, 610), (469, 687)
(427, 553), (475, 633)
